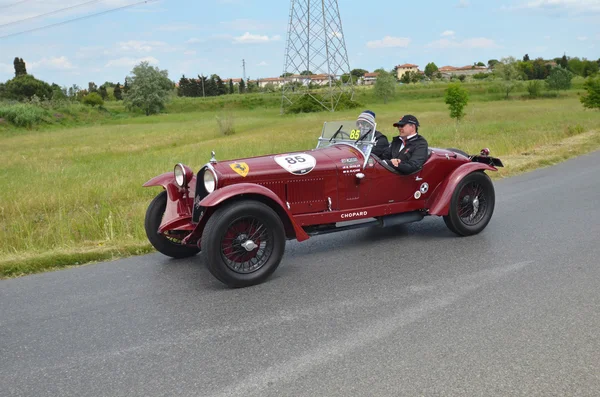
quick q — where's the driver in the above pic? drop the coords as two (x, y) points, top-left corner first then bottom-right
(356, 110), (389, 158)
(381, 115), (429, 174)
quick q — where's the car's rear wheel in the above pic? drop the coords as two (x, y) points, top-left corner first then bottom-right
(443, 172), (495, 236)
(202, 200), (286, 288)
(145, 191), (200, 258)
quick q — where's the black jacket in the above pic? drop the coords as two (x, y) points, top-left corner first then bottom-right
(381, 134), (429, 174)
(371, 131), (389, 158)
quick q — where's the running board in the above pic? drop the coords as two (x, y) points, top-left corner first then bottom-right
(304, 211), (425, 236)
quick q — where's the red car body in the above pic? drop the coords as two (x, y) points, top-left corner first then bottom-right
(144, 120), (503, 287)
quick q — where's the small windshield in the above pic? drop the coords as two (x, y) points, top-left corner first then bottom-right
(316, 120), (377, 161)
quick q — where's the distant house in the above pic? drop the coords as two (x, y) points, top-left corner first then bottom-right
(396, 63), (419, 80)
(362, 72), (379, 85)
(439, 65), (489, 78)
(257, 77), (285, 88)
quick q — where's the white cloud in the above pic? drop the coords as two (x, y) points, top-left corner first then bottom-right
(233, 32), (280, 44)
(441, 30), (455, 37)
(577, 36), (588, 41)
(544, 35), (552, 39)
(117, 40), (168, 53)
(456, 0), (470, 7)
(186, 38), (203, 44)
(184, 50), (197, 56)
(427, 37), (499, 49)
(508, 0), (600, 14)
(257, 61), (268, 66)
(105, 56), (159, 68)
(366, 36), (411, 48)
(29, 56), (75, 71)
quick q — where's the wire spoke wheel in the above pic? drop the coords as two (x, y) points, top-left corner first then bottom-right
(220, 216), (273, 274)
(203, 200), (286, 287)
(457, 182), (488, 226)
(443, 172), (496, 237)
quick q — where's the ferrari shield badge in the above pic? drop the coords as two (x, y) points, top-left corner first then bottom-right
(230, 162), (249, 177)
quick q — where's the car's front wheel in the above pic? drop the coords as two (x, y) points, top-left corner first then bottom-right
(443, 172), (495, 236)
(202, 200), (286, 288)
(145, 191), (200, 258)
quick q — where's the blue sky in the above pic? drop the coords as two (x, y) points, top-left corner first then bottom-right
(0, 0), (598, 87)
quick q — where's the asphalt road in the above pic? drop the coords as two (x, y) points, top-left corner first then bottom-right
(2, 151), (600, 397)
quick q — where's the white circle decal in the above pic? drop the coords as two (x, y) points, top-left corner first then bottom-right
(420, 183), (429, 194)
(414, 191), (422, 199)
(274, 153), (317, 175)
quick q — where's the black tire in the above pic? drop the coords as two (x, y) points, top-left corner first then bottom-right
(446, 147), (470, 158)
(202, 200), (286, 288)
(443, 172), (495, 236)
(144, 191), (200, 258)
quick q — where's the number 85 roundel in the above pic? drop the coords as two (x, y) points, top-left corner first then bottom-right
(274, 153), (317, 175)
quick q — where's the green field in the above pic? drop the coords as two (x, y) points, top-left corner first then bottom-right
(1, 81), (599, 277)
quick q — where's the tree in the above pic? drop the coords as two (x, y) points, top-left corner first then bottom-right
(123, 78), (130, 94)
(229, 79), (234, 94)
(476, 62), (485, 67)
(124, 61), (173, 116)
(13, 57), (27, 77)
(559, 54), (568, 68)
(487, 59), (499, 69)
(493, 56), (523, 99)
(582, 59), (599, 77)
(280, 72), (293, 78)
(4, 74), (52, 100)
(373, 70), (396, 104)
(82, 92), (104, 107)
(239, 78), (246, 93)
(350, 68), (368, 80)
(300, 70), (313, 75)
(67, 84), (80, 99)
(98, 85), (108, 100)
(88, 82), (98, 93)
(0, 83), (6, 99)
(113, 82), (122, 100)
(580, 76), (600, 110)
(424, 62), (439, 78)
(523, 54), (530, 62)
(567, 57), (584, 76)
(445, 83), (469, 124)
(546, 65), (573, 91)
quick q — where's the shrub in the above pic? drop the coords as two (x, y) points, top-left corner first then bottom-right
(0, 103), (49, 127)
(565, 124), (585, 137)
(444, 83), (469, 122)
(580, 76), (600, 110)
(215, 113), (236, 136)
(82, 92), (104, 107)
(526, 80), (543, 97)
(286, 94), (327, 114)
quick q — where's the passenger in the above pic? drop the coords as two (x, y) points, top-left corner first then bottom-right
(381, 115), (429, 174)
(356, 110), (389, 158)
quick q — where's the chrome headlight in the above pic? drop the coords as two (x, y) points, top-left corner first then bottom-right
(203, 168), (216, 193)
(174, 163), (193, 187)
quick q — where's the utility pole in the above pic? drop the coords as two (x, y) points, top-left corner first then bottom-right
(242, 59), (246, 82)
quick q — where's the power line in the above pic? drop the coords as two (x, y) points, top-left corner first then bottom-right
(0, 0), (104, 29)
(0, 0), (35, 10)
(0, 0), (152, 40)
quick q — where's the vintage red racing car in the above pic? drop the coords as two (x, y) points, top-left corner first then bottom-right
(144, 119), (503, 287)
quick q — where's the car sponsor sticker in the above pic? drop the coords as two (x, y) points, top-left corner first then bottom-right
(420, 182), (429, 194)
(341, 211), (367, 219)
(230, 162), (249, 177)
(341, 157), (359, 164)
(414, 191), (422, 199)
(274, 153), (317, 175)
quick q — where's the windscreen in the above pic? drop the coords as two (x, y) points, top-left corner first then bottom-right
(316, 120), (377, 160)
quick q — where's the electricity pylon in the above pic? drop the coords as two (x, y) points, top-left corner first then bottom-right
(281, 0), (354, 113)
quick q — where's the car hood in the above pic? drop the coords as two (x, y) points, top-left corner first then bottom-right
(211, 144), (365, 187)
